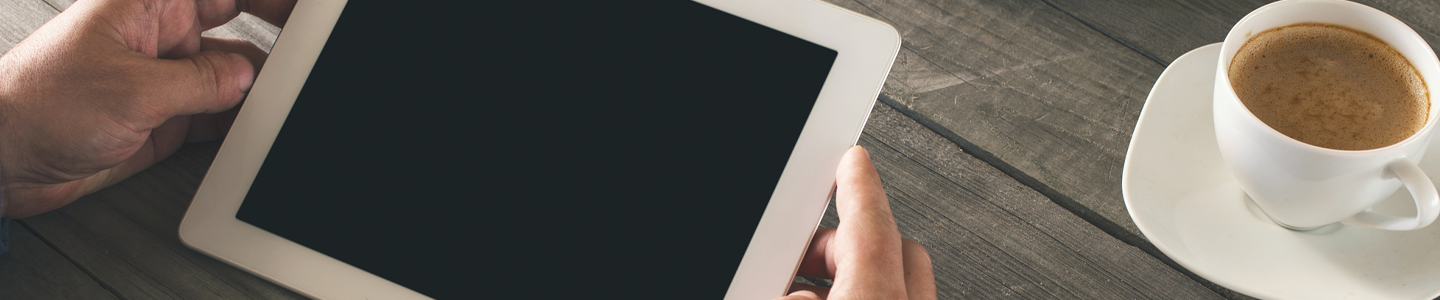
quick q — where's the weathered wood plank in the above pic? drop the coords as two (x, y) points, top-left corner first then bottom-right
(821, 0), (1163, 241)
(0, 220), (119, 300)
(19, 143), (307, 300)
(815, 102), (1220, 299)
(1041, 0), (1264, 65)
(202, 13), (282, 52)
(0, 0), (57, 52)
(820, 1), (1259, 297)
(38, 0), (62, 10)
(1045, 0), (1440, 65)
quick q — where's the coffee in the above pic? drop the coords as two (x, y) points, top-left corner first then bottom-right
(1229, 23), (1428, 150)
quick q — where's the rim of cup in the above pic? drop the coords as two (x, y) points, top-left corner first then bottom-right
(1218, 0), (1440, 156)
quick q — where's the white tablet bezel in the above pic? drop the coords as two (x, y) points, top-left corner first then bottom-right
(178, 0), (899, 299)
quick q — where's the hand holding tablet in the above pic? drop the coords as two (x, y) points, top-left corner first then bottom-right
(780, 146), (937, 300)
(0, 0), (290, 219)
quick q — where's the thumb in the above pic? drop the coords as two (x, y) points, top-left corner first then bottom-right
(142, 51), (253, 120)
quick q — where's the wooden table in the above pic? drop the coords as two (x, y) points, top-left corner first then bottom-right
(3, 0), (1438, 299)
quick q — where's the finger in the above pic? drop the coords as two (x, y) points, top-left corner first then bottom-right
(137, 51), (252, 125)
(196, 0), (298, 29)
(836, 146), (895, 235)
(200, 36), (268, 69)
(185, 36), (264, 142)
(789, 282), (835, 298)
(830, 145), (906, 299)
(157, 15), (205, 59)
(902, 239), (937, 300)
(789, 283), (830, 295)
(195, 0), (243, 29)
(795, 227), (837, 278)
(774, 290), (822, 300)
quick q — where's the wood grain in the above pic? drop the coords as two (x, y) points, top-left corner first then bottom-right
(0, 0), (56, 52)
(1045, 0), (1440, 65)
(1041, 0), (1265, 65)
(39, 0), (66, 10)
(203, 13), (282, 52)
(822, 0), (1164, 240)
(811, 102), (1221, 299)
(0, 220), (119, 300)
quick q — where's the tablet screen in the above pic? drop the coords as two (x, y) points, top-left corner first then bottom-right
(235, 2), (836, 298)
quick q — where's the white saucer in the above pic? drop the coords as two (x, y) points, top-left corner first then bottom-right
(1122, 43), (1440, 300)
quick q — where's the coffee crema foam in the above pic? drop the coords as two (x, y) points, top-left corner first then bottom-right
(1230, 23), (1428, 150)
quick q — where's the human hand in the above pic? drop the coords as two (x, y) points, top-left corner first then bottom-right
(779, 146), (937, 300)
(0, 0), (296, 218)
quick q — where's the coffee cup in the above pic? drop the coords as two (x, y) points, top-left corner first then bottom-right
(1214, 0), (1440, 231)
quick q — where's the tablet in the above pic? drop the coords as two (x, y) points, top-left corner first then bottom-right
(179, 1), (899, 299)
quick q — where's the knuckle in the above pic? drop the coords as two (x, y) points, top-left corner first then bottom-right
(191, 51), (242, 106)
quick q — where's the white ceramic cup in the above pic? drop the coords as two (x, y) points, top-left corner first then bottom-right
(1214, 0), (1440, 231)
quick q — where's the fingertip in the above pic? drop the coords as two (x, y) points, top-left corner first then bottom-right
(796, 227), (839, 278)
(228, 52), (255, 92)
(836, 144), (881, 199)
(901, 239), (933, 269)
(902, 239), (938, 300)
(840, 145), (874, 173)
(844, 145), (868, 162)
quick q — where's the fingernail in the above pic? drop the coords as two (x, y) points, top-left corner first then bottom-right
(230, 53), (255, 92)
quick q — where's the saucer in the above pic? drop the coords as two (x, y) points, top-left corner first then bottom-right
(1122, 43), (1440, 300)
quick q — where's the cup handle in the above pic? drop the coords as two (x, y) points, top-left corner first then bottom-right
(1342, 159), (1440, 230)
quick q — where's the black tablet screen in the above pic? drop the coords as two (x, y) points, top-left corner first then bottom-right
(236, 2), (837, 298)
